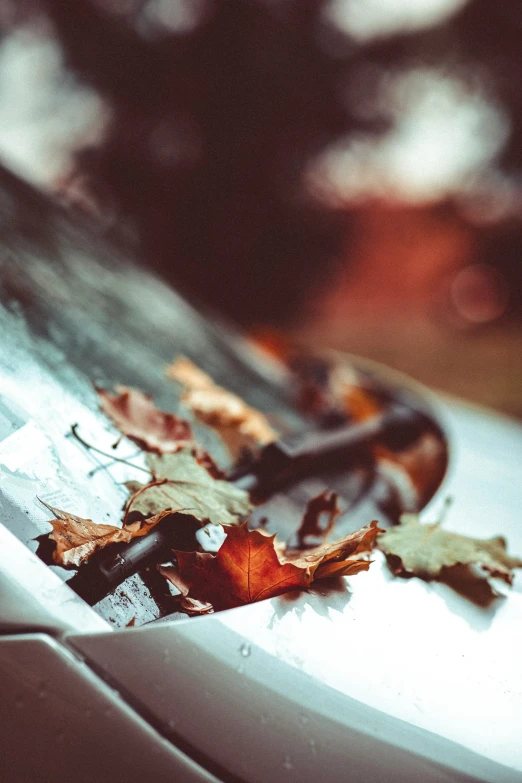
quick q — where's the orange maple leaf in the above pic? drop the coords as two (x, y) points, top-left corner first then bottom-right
(161, 520), (381, 611)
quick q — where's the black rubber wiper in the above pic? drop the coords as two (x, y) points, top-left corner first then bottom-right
(230, 403), (427, 498)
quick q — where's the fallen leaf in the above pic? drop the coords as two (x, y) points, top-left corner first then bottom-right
(291, 353), (448, 511)
(331, 369), (383, 422)
(194, 448), (226, 479)
(124, 449), (251, 527)
(378, 514), (522, 584)
(167, 356), (277, 459)
(158, 565), (214, 615)
(291, 354), (381, 422)
(282, 520), (382, 580)
(40, 499), (173, 568)
(179, 596), (215, 615)
(161, 519), (380, 611)
(374, 432), (447, 511)
(97, 385), (193, 453)
(292, 490), (340, 549)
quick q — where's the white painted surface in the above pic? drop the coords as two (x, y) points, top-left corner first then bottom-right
(0, 524), (109, 634)
(0, 633), (220, 783)
(1, 366), (521, 781)
(70, 616), (517, 783)
(70, 400), (522, 780)
(220, 398), (522, 772)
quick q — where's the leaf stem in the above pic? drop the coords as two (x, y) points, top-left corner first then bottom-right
(123, 478), (168, 525)
(70, 424), (151, 476)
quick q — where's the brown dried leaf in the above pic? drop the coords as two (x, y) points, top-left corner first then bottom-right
(124, 449), (251, 527)
(194, 448), (226, 479)
(161, 519), (380, 612)
(374, 432), (447, 510)
(282, 519), (382, 580)
(179, 596), (215, 615)
(158, 565), (214, 615)
(97, 385), (193, 453)
(292, 355), (381, 422)
(378, 514), (522, 584)
(40, 499), (173, 568)
(166, 356), (277, 459)
(293, 490), (340, 549)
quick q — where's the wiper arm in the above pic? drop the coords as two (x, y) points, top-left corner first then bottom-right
(67, 403), (428, 604)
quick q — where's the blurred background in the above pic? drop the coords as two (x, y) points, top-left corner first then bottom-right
(0, 0), (521, 415)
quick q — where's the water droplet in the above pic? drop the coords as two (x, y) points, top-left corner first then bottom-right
(283, 755), (293, 770)
(236, 664), (244, 675)
(299, 713), (309, 726)
(260, 714), (268, 725)
(309, 738), (317, 756)
(239, 643), (251, 658)
(304, 556), (316, 562)
(38, 684), (47, 700)
(168, 718), (177, 730)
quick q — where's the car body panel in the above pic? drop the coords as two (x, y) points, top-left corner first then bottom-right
(66, 396), (522, 782)
(0, 633), (221, 783)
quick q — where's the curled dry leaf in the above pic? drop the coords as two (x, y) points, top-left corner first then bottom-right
(291, 353), (448, 511)
(282, 519), (382, 580)
(292, 490), (340, 549)
(124, 449), (251, 527)
(292, 354), (382, 422)
(166, 356), (277, 460)
(40, 499), (173, 568)
(378, 514), (522, 584)
(330, 367), (383, 423)
(96, 385), (193, 453)
(158, 565), (214, 615)
(161, 519), (380, 612)
(374, 432), (447, 512)
(194, 449), (226, 479)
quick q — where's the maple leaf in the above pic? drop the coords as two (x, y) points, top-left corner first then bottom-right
(96, 384), (193, 453)
(124, 450), (251, 527)
(40, 500), (173, 568)
(292, 490), (340, 549)
(161, 519), (380, 611)
(282, 520), (382, 580)
(166, 356), (277, 459)
(378, 514), (522, 584)
(157, 565), (214, 615)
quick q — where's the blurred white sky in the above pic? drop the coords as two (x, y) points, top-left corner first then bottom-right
(326, 0), (468, 40)
(0, 0), (507, 204)
(0, 26), (106, 188)
(311, 67), (508, 203)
